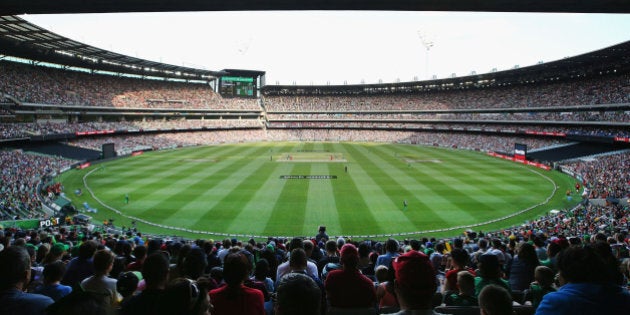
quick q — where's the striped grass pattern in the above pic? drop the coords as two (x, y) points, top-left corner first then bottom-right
(59, 142), (577, 239)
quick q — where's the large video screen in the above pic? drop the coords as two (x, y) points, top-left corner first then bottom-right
(220, 76), (255, 97)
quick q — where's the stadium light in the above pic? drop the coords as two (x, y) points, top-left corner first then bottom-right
(417, 30), (434, 80)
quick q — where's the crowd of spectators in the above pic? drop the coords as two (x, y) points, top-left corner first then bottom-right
(267, 110), (630, 123)
(2, 127), (626, 225)
(0, 202), (629, 315)
(1, 46), (629, 315)
(2, 61), (628, 114)
(0, 119), (263, 140)
(0, 129), (628, 315)
(561, 152), (630, 201)
(2, 119), (628, 142)
(66, 129), (267, 155)
(0, 61), (259, 110)
(1, 60), (629, 145)
(266, 121), (630, 138)
(263, 73), (629, 111)
(0, 151), (75, 221)
(265, 129), (566, 153)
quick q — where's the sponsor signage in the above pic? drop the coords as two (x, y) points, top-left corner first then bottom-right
(39, 217), (62, 228)
(75, 130), (115, 136)
(525, 130), (567, 137)
(487, 152), (551, 170)
(280, 175), (337, 179)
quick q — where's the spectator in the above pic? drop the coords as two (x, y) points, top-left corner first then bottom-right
(46, 289), (107, 315)
(471, 238), (489, 269)
(160, 277), (211, 315)
(430, 242), (446, 274)
(120, 252), (170, 315)
(540, 241), (562, 273)
(0, 246), (54, 315)
(523, 266), (556, 308)
(325, 243), (377, 309)
(62, 240), (97, 288)
(508, 242), (540, 291)
(33, 260), (73, 301)
(116, 271), (140, 306)
(317, 239), (340, 278)
(375, 264), (399, 312)
(252, 258), (274, 297)
(444, 271), (478, 307)
(209, 252), (265, 315)
(276, 238), (318, 281)
(182, 247), (208, 281)
(382, 250), (438, 314)
(375, 239), (400, 271)
(478, 284), (513, 315)
(315, 225), (328, 244)
(474, 254), (511, 297)
(80, 249), (120, 311)
(533, 237), (548, 261)
(126, 245), (147, 272)
(536, 245), (630, 315)
(443, 248), (475, 293)
(275, 273), (321, 315)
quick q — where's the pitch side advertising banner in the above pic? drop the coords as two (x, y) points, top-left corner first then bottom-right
(488, 152), (551, 170)
(75, 130), (115, 136)
(525, 130), (567, 137)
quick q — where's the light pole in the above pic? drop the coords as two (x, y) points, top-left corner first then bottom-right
(417, 31), (434, 80)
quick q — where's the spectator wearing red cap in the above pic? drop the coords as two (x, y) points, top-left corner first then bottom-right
(325, 243), (377, 309)
(382, 250), (444, 315)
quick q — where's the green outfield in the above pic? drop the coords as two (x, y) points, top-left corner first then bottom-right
(58, 142), (578, 239)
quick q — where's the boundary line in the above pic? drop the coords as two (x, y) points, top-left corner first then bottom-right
(82, 160), (558, 239)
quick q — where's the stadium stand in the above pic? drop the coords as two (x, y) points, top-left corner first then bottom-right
(0, 17), (629, 315)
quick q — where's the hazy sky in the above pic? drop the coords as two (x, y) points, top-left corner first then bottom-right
(22, 11), (630, 85)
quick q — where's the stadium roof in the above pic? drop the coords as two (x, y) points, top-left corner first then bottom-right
(0, 15), (225, 81)
(0, 14), (628, 89)
(263, 40), (630, 94)
(0, 0), (628, 14)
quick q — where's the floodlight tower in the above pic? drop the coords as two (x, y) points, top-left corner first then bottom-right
(417, 31), (434, 80)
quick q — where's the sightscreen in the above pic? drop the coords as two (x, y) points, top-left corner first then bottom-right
(102, 142), (115, 159)
(514, 143), (527, 161)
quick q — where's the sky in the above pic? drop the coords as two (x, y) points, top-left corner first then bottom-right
(22, 11), (630, 85)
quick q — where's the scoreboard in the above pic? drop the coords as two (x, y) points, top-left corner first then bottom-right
(220, 76), (256, 97)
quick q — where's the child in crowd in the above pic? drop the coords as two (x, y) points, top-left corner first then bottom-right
(443, 271), (478, 306)
(374, 265), (389, 288)
(524, 265), (556, 308)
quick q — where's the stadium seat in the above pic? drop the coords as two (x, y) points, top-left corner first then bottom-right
(434, 305), (535, 315)
(327, 307), (377, 315)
